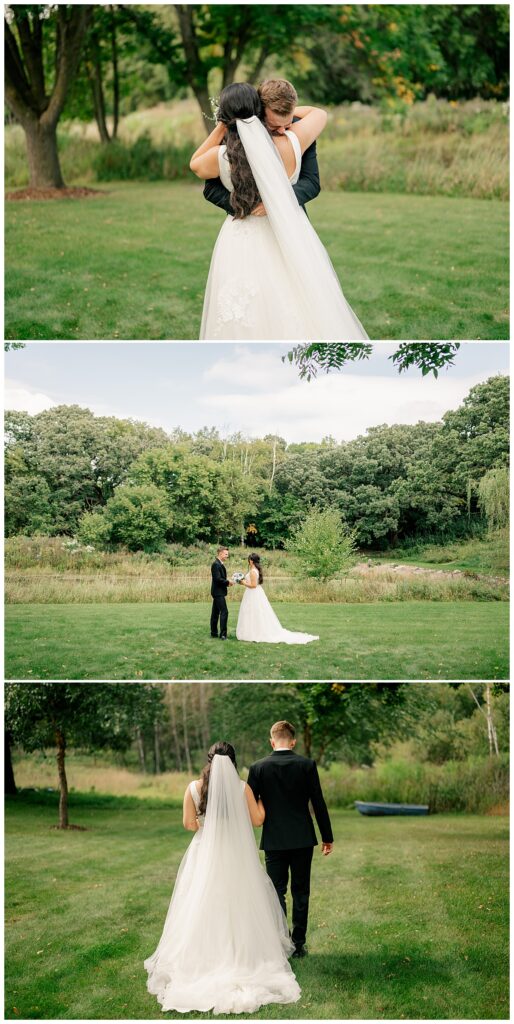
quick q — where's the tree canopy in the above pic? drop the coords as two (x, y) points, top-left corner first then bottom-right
(5, 375), (508, 551)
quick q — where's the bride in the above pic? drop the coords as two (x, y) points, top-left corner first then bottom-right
(190, 82), (369, 340)
(236, 553), (319, 645)
(144, 742), (301, 1014)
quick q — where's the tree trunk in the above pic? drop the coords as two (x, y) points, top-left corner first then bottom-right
(198, 684), (210, 750)
(55, 728), (69, 829)
(88, 56), (110, 143)
(269, 439), (277, 495)
(485, 683), (499, 756)
(194, 85), (213, 130)
(5, 732), (17, 796)
(167, 687), (183, 771)
(181, 687), (193, 775)
(136, 725), (146, 773)
(248, 45), (270, 86)
(303, 721), (312, 758)
(153, 719), (161, 774)
(467, 684), (500, 756)
(110, 5), (120, 140)
(25, 120), (65, 188)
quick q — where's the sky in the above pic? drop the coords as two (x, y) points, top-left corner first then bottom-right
(4, 342), (509, 444)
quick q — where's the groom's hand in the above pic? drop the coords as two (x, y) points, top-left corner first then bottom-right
(321, 842), (333, 856)
(251, 202), (267, 217)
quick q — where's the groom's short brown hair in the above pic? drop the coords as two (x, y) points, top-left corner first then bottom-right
(258, 79), (297, 116)
(271, 720), (296, 740)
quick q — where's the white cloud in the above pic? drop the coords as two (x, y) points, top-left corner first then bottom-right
(203, 345), (294, 393)
(199, 369), (506, 443)
(5, 380), (56, 415)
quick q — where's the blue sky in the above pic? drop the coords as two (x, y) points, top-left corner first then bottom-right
(4, 342), (509, 443)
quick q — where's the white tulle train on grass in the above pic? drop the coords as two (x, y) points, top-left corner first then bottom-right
(144, 756), (301, 1014)
(236, 582), (319, 645)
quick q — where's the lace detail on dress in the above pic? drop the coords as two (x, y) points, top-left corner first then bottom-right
(215, 278), (258, 329)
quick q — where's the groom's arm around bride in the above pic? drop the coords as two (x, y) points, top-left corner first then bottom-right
(203, 77), (321, 216)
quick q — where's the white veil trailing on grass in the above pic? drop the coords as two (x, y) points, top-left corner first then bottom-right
(235, 115), (369, 341)
(144, 754), (300, 1014)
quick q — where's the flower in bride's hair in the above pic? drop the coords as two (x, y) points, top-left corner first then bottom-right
(204, 95), (221, 123)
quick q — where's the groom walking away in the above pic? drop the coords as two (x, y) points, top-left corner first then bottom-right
(203, 78), (320, 218)
(210, 545), (233, 639)
(248, 720), (333, 959)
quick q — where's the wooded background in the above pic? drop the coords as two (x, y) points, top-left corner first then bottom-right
(5, 374), (509, 550)
(5, 4), (509, 191)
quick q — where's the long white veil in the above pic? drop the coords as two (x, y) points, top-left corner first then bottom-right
(236, 115), (369, 340)
(144, 754), (299, 1013)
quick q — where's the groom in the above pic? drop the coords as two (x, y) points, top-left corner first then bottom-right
(247, 720), (333, 958)
(203, 77), (321, 218)
(210, 545), (233, 639)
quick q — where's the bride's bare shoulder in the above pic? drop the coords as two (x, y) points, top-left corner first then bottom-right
(272, 134), (296, 175)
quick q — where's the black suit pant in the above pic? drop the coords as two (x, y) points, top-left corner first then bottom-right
(210, 594), (228, 637)
(264, 846), (314, 947)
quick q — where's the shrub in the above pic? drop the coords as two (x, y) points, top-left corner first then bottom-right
(287, 507), (357, 581)
(478, 468), (509, 532)
(104, 484), (172, 552)
(93, 133), (192, 182)
(77, 510), (112, 549)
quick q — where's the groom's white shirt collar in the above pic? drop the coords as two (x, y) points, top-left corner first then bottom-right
(274, 748), (292, 752)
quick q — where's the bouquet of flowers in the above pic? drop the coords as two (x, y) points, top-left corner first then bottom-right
(231, 571), (245, 584)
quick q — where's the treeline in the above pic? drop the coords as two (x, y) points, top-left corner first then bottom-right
(7, 683), (509, 816)
(4, 376), (509, 552)
(7, 682), (509, 775)
(5, 5), (509, 190)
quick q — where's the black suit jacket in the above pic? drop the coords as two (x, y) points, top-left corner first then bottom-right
(203, 117), (320, 216)
(247, 750), (333, 851)
(211, 558), (229, 597)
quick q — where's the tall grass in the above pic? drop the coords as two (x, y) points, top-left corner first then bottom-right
(5, 96), (508, 199)
(5, 571), (507, 604)
(371, 530), (509, 576)
(5, 536), (508, 604)
(321, 97), (508, 199)
(12, 751), (508, 814)
(320, 755), (509, 813)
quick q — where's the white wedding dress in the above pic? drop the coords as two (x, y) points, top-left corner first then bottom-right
(236, 568), (319, 644)
(200, 116), (369, 340)
(144, 756), (301, 1014)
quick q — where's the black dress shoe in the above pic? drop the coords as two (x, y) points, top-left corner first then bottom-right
(292, 945), (308, 958)
(220, 635), (228, 640)
(210, 634), (218, 639)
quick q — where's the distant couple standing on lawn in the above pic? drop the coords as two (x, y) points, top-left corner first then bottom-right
(145, 720), (334, 1014)
(210, 545), (318, 645)
(190, 78), (369, 340)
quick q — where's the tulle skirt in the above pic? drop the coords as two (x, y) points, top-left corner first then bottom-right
(144, 828), (301, 1014)
(200, 214), (369, 341)
(236, 585), (319, 644)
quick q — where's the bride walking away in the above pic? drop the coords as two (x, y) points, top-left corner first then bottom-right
(190, 80), (369, 341)
(144, 742), (300, 1014)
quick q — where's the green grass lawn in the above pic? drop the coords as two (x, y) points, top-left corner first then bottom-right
(5, 183), (508, 340)
(4, 602), (508, 680)
(5, 794), (509, 1020)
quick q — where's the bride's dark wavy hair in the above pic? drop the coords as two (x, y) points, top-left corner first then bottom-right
(217, 82), (263, 220)
(248, 553), (263, 585)
(198, 740), (238, 816)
